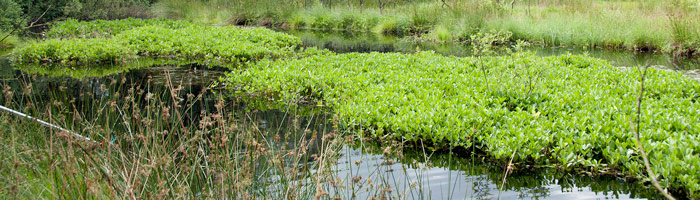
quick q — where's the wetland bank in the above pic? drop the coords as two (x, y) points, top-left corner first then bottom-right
(1, 1), (700, 199)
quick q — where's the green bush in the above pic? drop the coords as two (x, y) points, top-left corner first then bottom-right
(0, 0), (24, 31)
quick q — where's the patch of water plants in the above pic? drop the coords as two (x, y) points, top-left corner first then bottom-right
(11, 19), (303, 65)
(224, 51), (700, 198)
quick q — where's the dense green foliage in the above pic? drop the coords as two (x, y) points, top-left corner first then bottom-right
(11, 19), (302, 64)
(0, 0), (24, 31)
(225, 52), (700, 198)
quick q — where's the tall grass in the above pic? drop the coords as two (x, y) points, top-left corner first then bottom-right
(0, 69), (345, 198)
(152, 0), (700, 57)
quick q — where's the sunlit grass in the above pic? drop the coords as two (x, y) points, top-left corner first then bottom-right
(153, 0), (700, 57)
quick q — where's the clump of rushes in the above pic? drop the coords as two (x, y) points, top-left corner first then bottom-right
(0, 72), (343, 198)
(11, 19), (302, 65)
(225, 51), (700, 198)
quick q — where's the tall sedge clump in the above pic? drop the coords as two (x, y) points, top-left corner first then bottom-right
(0, 67), (345, 198)
(667, 14), (699, 57)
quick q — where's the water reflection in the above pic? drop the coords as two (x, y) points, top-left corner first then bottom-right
(324, 145), (663, 200)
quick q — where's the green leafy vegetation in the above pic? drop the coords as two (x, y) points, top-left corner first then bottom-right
(224, 51), (700, 198)
(0, 0), (24, 32)
(11, 19), (303, 65)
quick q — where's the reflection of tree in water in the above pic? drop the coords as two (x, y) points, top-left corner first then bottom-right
(471, 174), (495, 200)
(516, 185), (549, 199)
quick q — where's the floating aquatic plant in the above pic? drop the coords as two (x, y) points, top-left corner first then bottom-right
(225, 51), (700, 198)
(12, 19), (303, 65)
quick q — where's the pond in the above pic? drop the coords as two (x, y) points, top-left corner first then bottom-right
(0, 30), (677, 199)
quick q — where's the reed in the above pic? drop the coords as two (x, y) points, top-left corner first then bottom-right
(0, 68), (345, 198)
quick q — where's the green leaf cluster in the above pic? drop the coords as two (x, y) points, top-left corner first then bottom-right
(225, 51), (700, 197)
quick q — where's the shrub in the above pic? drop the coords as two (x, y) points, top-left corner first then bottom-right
(0, 0), (24, 31)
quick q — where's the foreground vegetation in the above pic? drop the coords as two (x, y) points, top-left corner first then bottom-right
(11, 19), (303, 65)
(0, 71), (347, 198)
(224, 51), (700, 198)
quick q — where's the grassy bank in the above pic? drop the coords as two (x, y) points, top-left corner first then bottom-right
(224, 51), (700, 198)
(11, 19), (303, 65)
(153, 0), (700, 57)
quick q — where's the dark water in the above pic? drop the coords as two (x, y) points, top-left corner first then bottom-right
(0, 41), (669, 199)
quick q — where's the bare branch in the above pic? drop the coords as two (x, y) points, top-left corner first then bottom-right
(633, 62), (676, 200)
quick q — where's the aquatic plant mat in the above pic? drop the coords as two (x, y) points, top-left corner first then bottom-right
(225, 51), (700, 198)
(11, 18), (303, 65)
